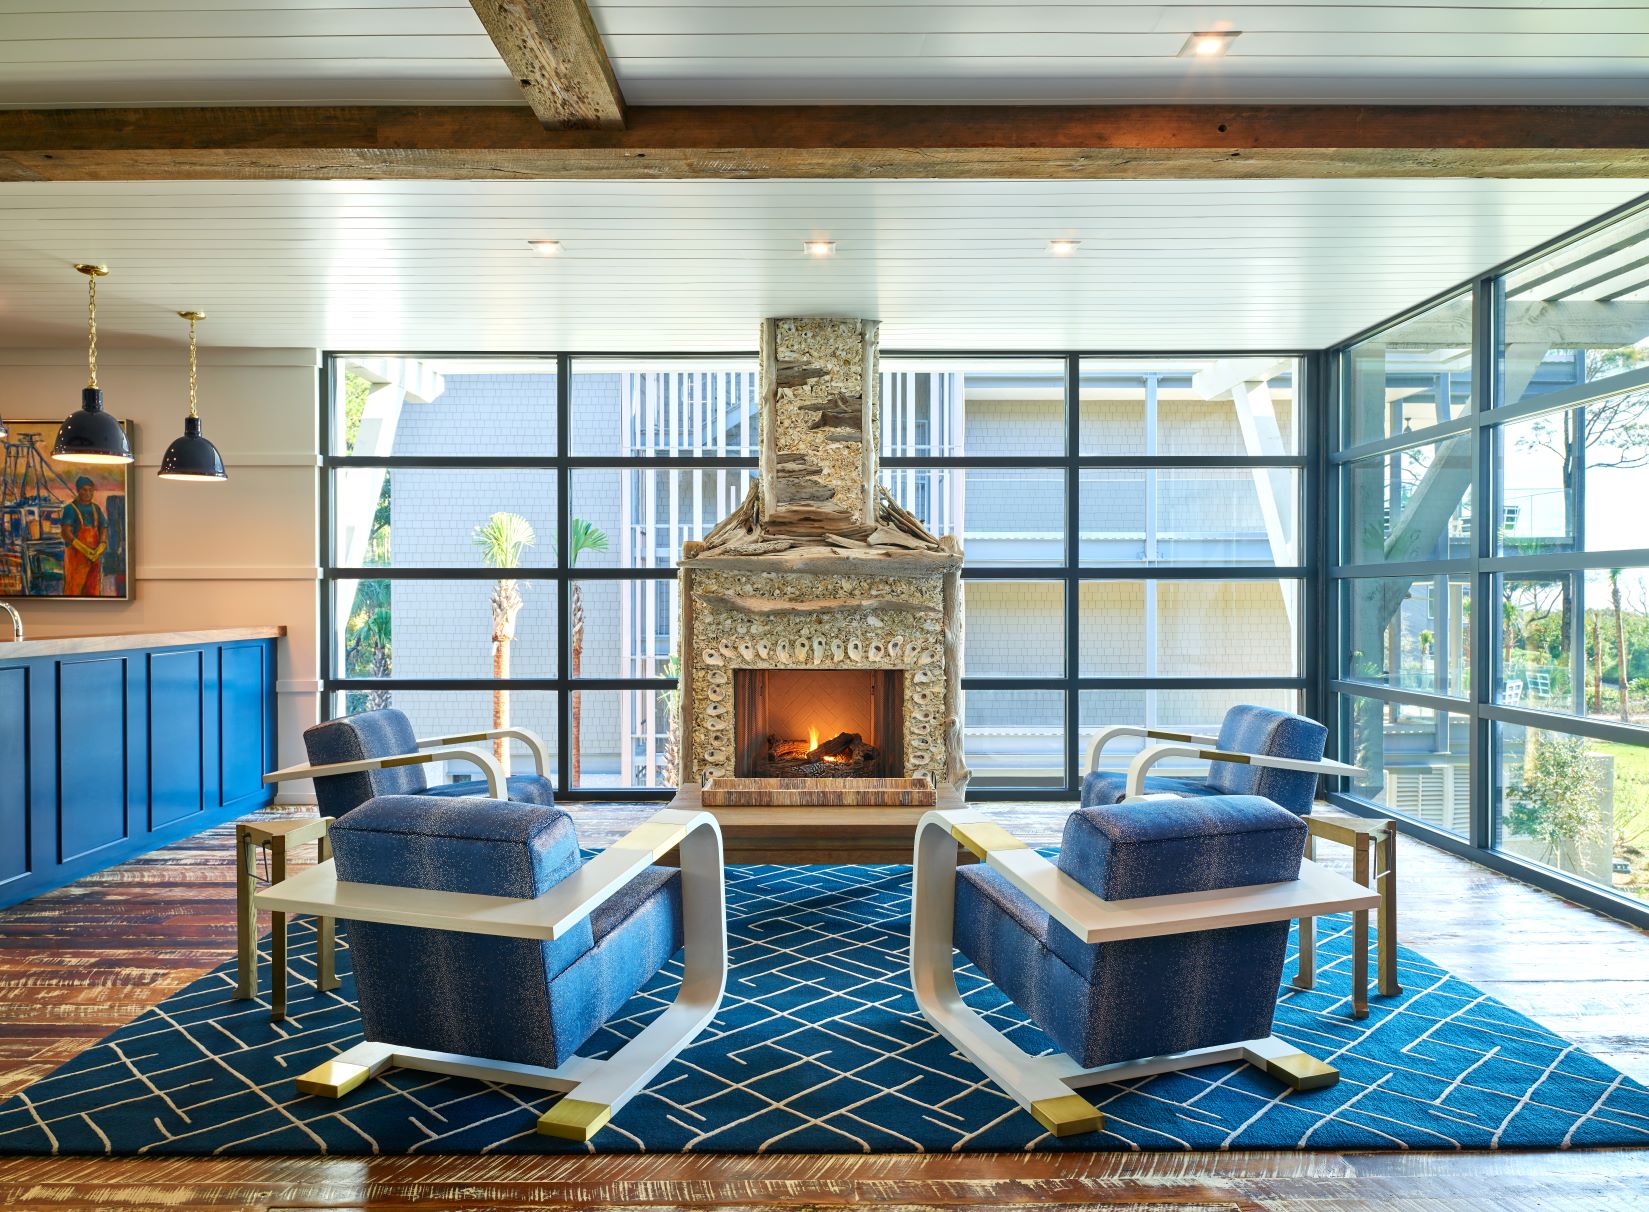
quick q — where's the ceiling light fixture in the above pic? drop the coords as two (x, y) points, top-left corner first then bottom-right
(803, 240), (837, 257)
(1181, 30), (1240, 57)
(158, 310), (227, 482)
(528, 239), (563, 255)
(52, 263), (133, 466)
(1046, 239), (1082, 257)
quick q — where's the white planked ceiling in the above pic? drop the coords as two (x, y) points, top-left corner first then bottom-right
(0, 1), (1646, 107)
(0, 177), (1643, 353)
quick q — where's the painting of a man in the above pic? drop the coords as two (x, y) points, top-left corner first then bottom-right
(60, 476), (109, 597)
(0, 421), (128, 599)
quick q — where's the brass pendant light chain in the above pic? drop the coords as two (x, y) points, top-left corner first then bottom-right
(186, 312), (199, 418)
(74, 263), (109, 389)
(86, 271), (98, 388)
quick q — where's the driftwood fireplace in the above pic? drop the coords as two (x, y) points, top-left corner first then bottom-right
(677, 316), (967, 794)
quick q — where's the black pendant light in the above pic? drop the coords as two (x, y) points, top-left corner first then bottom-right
(158, 310), (227, 482)
(52, 263), (133, 465)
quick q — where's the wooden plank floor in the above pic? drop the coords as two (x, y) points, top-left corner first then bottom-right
(1, 801), (1647, 1210)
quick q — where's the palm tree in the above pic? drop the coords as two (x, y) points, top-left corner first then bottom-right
(565, 517), (610, 786)
(474, 512), (536, 772)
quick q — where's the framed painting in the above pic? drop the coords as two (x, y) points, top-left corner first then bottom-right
(0, 420), (131, 600)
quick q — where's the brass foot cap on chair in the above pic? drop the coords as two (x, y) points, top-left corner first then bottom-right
(537, 1097), (613, 1141)
(295, 1060), (372, 1099)
(1029, 1093), (1104, 1137)
(1262, 1051), (1340, 1092)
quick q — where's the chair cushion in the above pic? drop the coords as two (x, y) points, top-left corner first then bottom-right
(329, 795), (595, 1068)
(955, 862), (1290, 1068)
(1205, 705), (1328, 815)
(1080, 769), (1222, 807)
(302, 709), (425, 817)
(550, 866), (684, 1065)
(424, 773), (557, 807)
(1058, 794), (1306, 901)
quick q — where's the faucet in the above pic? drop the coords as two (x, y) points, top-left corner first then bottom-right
(0, 602), (21, 643)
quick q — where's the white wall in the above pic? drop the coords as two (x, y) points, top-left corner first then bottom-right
(1, 346), (320, 790)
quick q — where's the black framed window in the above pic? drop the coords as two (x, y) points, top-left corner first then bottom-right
(1328, 196), (1649, 925)
(323, 350), (1313, 800)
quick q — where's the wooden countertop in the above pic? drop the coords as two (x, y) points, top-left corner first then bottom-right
(0, 626), (286, 660)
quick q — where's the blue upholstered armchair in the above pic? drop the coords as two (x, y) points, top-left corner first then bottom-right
(1081, 704), (1359, 814)
(910, 797), (1378, 1136)
(258, 795), (727, 1140)
(262, 708), (556, 816)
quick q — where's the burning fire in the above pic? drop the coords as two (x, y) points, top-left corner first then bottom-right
(807, 725), (840, 762)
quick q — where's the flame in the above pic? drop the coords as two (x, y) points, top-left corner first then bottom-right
(808, 726), (819, 751)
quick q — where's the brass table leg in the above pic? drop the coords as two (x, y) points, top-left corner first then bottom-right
(316, 830), (339, 993)
(1292, 831), (1316, 991)
(1351, 836), (1371, 1020)
(1377, 822), (1401, 997)
(233, 828), (257, 1000)
(270, 835), (289, 1021)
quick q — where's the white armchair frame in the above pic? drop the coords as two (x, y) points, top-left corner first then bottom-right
(262, 725), (558, 800)
(910, 808), (1379, 1137)
(257, 807), (727, 1141)
(1085, 724), (1361, 801)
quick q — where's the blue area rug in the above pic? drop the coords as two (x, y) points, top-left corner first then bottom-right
(3, 860), (1648, 1155)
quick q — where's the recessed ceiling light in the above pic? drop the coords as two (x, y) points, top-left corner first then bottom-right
(1046, 239), (1082, 257)
(1181, 30), (1240, 57)
(803, 240), (837, 257)
(528, 239), (563, 256)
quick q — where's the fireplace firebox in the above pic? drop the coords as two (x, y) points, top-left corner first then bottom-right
(733, 668), (904, 779)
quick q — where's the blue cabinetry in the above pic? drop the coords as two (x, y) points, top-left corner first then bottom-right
(0, 635), (276, 909)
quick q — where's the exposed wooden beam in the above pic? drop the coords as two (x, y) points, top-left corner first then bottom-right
(3, 105), (1649, 182)
(467, 0), (625, 129)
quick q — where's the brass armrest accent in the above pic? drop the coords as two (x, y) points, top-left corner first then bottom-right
(950, 819), (1028, 860)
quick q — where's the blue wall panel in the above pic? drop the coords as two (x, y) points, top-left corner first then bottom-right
(0, 666), (28, 889)
(56, 657), (129, 864)
(149, 649), (205, 830)
(0, 638), (276, 909)
(218, 644), (267, 809)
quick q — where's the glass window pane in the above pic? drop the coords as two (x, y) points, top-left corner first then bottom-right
(882, 358), (1064, 457)
(570, 467), (757, 570)
(569, 358), (760, 457)
(1343, 694), (1471, 837)
(1079, 581), (1146, 676)
(1081, 469), (1299, 566)
(1080, 357), (1299, 455)
(333, 468), (557, 568)
(332, 689), (558, 783)
(1342, 294), (1474, 447)
(964, 689), (1064, 788)
(1496, 722), (1647, 901)
(333, 578), (556, 680)
(1344, 437), (1472, 566)
(1496, 391), (1649, 556)
(1342, 575), (1471, 697)
(568, 578), (680, 681)
(881, 467), (1064, 566)
(1156, 581), (1298, 677)
(965, 581), (1063, 676)
(334, 357), (557, 457)
(1499, 574), (1574, 714)
(1501, 208), (1649, 409)
(572, 688), (679, 789)
(1499, 568), (1649, 724)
